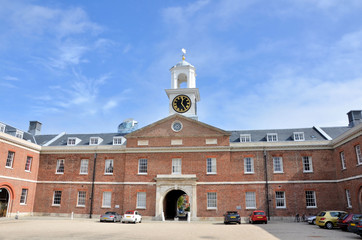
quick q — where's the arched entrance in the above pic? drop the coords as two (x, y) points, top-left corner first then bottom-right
(163, 190), (189, 220)
(0, 188), (10, 217)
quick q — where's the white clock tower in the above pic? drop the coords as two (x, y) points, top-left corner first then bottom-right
(165, 50), (200, 120)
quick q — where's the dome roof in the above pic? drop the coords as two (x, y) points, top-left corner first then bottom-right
(171, 60), (195, 69)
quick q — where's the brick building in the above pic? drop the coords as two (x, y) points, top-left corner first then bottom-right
(0, 56), (361, 220)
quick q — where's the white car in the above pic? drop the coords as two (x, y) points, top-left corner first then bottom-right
(307, 215), (316, 225)
(122, 210), (142, 223)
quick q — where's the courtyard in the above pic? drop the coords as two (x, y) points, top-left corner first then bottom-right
(0, 217), (359, 240)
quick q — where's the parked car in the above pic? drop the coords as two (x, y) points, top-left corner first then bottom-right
(307, 215), (316, 225)
(348, 218), (362, 237)
(224, 211), (241, 224)
(122, 210), (142, 223)
(249, 210), (267, 224)
(100, 211), (122, 222)
(316, 211), (346, 229)
(337, 213), (362, 231)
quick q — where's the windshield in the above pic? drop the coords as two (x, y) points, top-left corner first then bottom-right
(255, 212), (265, 215)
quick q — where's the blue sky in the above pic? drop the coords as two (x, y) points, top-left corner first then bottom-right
(1, 0), (362, 134)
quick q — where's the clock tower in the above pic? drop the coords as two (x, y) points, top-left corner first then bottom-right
(165, 51), (200, 120)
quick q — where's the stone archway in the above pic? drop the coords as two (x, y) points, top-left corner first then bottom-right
(155, 174), (197, 221)
(0, 188), (10, 217)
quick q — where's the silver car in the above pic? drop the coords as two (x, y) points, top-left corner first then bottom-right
(100, 212), (122, 222)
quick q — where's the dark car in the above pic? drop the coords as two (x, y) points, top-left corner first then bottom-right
(249, 210), (267, 224)
(100, 211), (122, 222)
(337, 213), (362, 231)
(224, 211), (241, 224)
(348, 218), (362, 237)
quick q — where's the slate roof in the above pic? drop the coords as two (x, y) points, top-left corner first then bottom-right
(229, 126), (351, 143)
(0, 120), (354, 146)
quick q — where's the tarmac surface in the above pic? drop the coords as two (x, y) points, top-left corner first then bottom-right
(0, 217), (360, 240)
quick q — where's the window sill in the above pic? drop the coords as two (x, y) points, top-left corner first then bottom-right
(244, 172), (255, 174)
(136, 207), (146, 210)
(303, 171), (313, 174)
(55, 172), (64, 175)
(206, 172), (217, 175)
(20, 203), (27, 206)
(25, 170), (31, 173)
(246, 207), (256, 210)
(276, 207), (286, 209)
(273, 172), (284, 174)
(52, 204), (60, 207)
(76, 205), (85, 208)
(5, 166), (13, 169)
(306, 206), (317, 209)
(138, 173), (147, 175)
(101, 206), (111, 208)
(104, 173), (113, 175)
(79, 173), (88, 175)
(207, 208), (217, 210)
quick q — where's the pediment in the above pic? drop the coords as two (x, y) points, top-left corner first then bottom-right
(126, 114), (230, 139)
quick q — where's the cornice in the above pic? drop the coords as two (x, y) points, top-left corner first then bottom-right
(0, 132), (41, 153)
(332, 124), (362, 148)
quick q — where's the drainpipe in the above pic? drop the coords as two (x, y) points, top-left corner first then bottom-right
(89, 153), (97, 219)
(264, 149), (270, 221)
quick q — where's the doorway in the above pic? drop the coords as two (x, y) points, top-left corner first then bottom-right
(0, 188), (9, 217)
(358, 186), (362, 213)
(163, 190), (189, 220)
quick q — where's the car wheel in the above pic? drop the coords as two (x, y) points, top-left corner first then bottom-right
(238, 221), (241, 224)
(312, 219), (315, 225)
(325, 222), (333, 230)
(139, 219), (142, 223)
(265, 221), (267, 224)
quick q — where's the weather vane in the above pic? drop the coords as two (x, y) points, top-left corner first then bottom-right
(181, 48), (186, 60)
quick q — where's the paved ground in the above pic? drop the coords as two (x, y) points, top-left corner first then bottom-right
(0, 217), (360, 240)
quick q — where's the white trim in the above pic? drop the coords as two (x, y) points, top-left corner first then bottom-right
(313, 126), (333, 140)
(4, 174), (360, 185)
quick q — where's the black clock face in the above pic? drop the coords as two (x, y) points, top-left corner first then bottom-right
(172, 95), (191, 113)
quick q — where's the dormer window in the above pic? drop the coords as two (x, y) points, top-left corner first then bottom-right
(15, 130), (23, 139)
(240, 134), (251, 142)
(267, 133), (278, 142)
(67, 137), (80, 146)
(90, 137), (103, 145)
(293, 132), (305, 141)
(0, 123), (5, 133)
(113, 136), (125, 145)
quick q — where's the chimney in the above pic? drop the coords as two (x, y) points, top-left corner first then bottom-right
(28, 121), (42, 136)
(347, 110), (362, 127)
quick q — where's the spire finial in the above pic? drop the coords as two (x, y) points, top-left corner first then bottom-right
(181, 48), (186, 61)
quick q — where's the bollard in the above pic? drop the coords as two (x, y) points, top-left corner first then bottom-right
(71, 212), (74, 220)
(161, 212), (165, 222)
(187, 212), (191, 223)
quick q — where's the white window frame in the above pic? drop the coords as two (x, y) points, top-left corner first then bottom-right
(89, 137), (100, 145)
(207, 192), (217, 209)
(79, 159), (89, 174)
(355, 145), (362, 165)
(113, 136), (124, 145)
(340, 151), (346, 170)
(138, 159), (148, 174)
(104, 159), (113, 175)
(6, 151), (15, 168)
(273, 157), (283, 173)
(20, 189), (28, 205)
(77, 191), (86, 207)
(67, 137), (77, 146)
(275, 191), (286, 208)
(15, 130), (23, 139)
(245, 192), (256, 209)
(244, 157), (254, 174)
(25, 156), (32, 172)
(267, 133), (278, 142)
(137, 192), (146, 209)
(172, 158), (182, 175)
(102, 191), (111, 208)
(305, 191), (317, 208)
(294, 132), (305, 141)
(240, 134), (251, 142)
(0, 123), (5, 133)
(346, 189), (352, 208)
(206, 158), (217, 174)
(302, 156), (313, 173)
(56, 159), (65, 174)
(52, 191), (62, 206)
